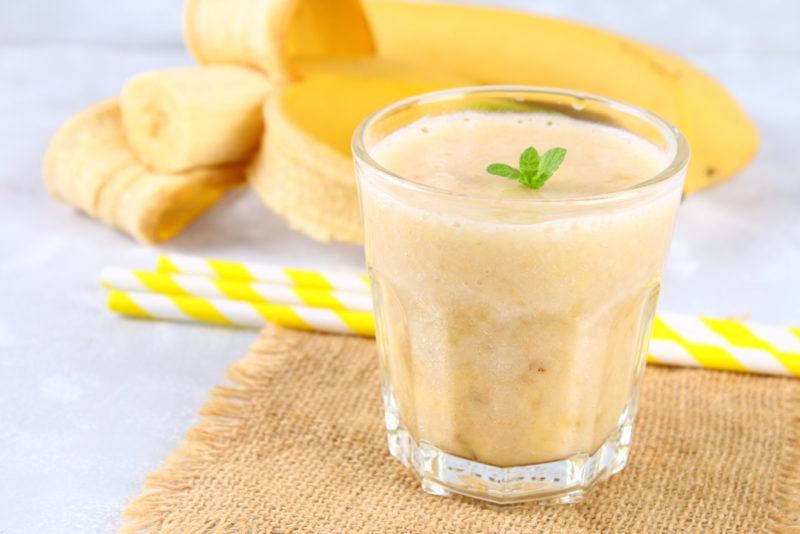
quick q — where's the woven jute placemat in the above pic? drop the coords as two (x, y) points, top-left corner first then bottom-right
(121, 327), (799, 533)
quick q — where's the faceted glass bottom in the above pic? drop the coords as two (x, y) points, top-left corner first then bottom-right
(383, 390), (638, 505)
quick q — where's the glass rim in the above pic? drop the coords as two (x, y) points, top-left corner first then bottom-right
(351, 85), (690, 205)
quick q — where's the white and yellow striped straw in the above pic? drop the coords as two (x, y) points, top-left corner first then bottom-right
(106, 255), (800, 378)
(107, 290), (375, 336)
(102, 268), (373, 312)
(648, 313), (800, 377)
(156, 253), (371, 292)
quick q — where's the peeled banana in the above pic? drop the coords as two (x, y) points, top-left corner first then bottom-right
(121, 65), (271, 173)
(43, 100), (244, 243)
(362, 0), (759, 193)
(46, 0), (759, 248)
(183, 0), (374, 80)
(247, 58), (474, 243)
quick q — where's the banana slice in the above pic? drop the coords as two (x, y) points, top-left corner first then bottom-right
(247, 58), (473, 244)
(120, 65), (271, 173)
(43, 100), (244, 243)
(183, 0), (374, 80)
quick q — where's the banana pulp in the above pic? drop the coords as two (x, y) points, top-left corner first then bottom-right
(121, 65), (271, 173)
(43, 100), (244, 243)
(360, 111), (684, 466)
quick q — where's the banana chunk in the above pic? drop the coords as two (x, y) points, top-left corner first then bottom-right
(121, 65), (271, 173)
(183, 0), (375, 80)
(43, 100), (243, 243)
(247, 58), (473, 244)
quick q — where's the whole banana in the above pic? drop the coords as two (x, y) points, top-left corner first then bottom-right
(362, 0), (759, 193)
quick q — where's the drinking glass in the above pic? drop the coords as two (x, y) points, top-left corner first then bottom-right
(352, 87), (689, 504)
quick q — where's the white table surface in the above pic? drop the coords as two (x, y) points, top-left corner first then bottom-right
(1, 1), (798, 532)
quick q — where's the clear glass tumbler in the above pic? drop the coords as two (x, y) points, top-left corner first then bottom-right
(352, 87), (689, 504)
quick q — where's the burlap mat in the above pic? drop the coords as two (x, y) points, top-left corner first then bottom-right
(122, 327), (799, 533)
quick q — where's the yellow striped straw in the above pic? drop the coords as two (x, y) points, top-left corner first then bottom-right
(157, 253), (371, 292)
(107, 290), (375, 337)
(101, 268), (373, 312)
(648, 313), (800, 378)
(105, 256), (800, 378)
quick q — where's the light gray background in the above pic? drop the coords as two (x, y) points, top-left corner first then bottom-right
(1, 1), (798, 532)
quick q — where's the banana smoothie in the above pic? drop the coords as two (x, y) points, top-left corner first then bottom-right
(354, 88), (687, 502)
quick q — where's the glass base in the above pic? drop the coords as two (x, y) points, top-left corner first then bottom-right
(385, 404), (635, 505)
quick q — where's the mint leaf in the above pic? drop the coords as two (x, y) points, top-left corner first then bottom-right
(486, 163), (522, 181)
(539, 147), (567, 180)
(518, 147), (540, 178)
(487, 146), (567, 189)
(531, 174), (551, 189)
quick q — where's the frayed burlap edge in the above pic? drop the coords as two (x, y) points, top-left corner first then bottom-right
(120, 328), (800, 533)
(119, 327), (302, 534)
(769, 382), (800, 533)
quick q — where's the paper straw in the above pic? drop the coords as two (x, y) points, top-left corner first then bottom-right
(647, 313), (800, 377)
(106, 286), (800, 378)
(156, 253), (371, 293)
(102, 268), (373, 312)
(107, 290), (375, 336)
(109, 257), (800, 378)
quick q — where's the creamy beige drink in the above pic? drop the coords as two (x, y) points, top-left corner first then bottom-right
(354, 88), (687, 503)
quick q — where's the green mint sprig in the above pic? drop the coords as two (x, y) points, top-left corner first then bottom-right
(487, 146), (567, 189)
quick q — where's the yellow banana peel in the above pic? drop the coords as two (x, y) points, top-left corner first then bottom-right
(43, 100), (244, 244)
(362, 0), (759, 193)
(183, 0), (374, 80)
